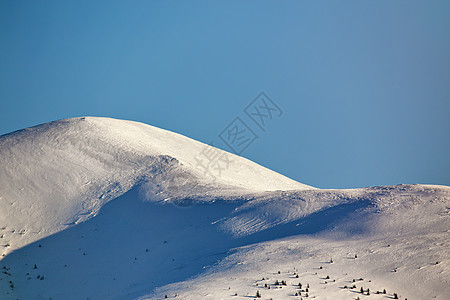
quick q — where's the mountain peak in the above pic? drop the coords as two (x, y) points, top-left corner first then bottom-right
(0, 117), (313, 252)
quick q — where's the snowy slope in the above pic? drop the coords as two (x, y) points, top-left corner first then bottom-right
(0, 117), (312, 254)
(0, 117), (448, 300)
(142, 184), (450, 300)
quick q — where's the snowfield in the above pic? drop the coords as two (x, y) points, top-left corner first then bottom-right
(0, 117), (448, 300)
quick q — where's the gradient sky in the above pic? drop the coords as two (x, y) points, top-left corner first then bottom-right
(1, 1), (449, 189)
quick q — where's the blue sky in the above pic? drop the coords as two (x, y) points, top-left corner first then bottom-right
(1, 0), (449, 189)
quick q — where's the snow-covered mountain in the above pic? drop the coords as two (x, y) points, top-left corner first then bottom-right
(0, 117), (448, 300)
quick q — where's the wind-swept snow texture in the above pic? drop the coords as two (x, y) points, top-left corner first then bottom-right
(0, 117), (448, 300)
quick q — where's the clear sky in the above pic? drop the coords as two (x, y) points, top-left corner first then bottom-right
(1, 1), (449, 189)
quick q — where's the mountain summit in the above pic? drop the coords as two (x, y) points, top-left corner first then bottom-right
(0, 117), (312, 251)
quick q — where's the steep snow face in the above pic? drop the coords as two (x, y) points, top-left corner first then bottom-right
(0, 117), (312, 252)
